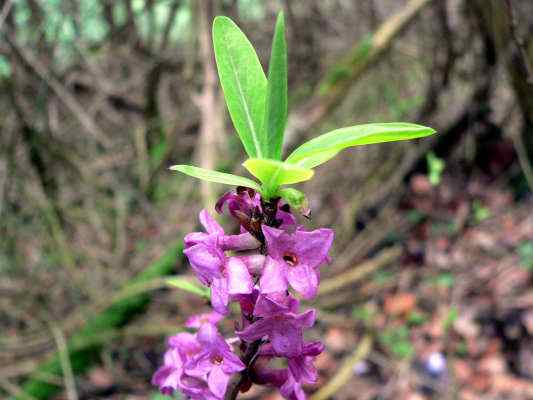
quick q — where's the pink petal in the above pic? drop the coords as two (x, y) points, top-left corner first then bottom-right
(237, 254), (266, 274)
(220, 233), (260, 251)
(259, 256), (287, 294)
(185, 311), (224, 328)
(226, 258), (253, 295)
(208, 366), (230, 398)
(237, 318), (272, 342)
(287, 263), (318, 299)
(211, 277), (229, 315)
(295, 309), (316, 329)
(199, 209), (224, 235)
(221, 350), (245, 374)
(293, 228), (334, 268)
(272, 322), (302, 357)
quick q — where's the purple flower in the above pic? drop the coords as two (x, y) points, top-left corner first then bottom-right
(183, 211), (256, 314)
(184, 209), (259, 251)
(260, 226), (334, 299)
(232, 287), (260, 318)
(152, 332), (205, 396)
(287, 342), (324, 384)
(157, 187), (332, 399)
(280, 373), (307, 400)
(260, 341), (323, 384)
(215, 187), (262, 221)
(184, 234), (224, 286)
(216, 189), (297, 239)
(211, 257), (255, 315)
(236, 254), (266, 275)
(186, 311), (225, 329)
(185, 324), (245, 398)
(237, 293), (316, 357)
(252, 341), (323, 400)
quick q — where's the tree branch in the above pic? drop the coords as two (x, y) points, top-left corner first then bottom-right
(285, 0), (434, 147)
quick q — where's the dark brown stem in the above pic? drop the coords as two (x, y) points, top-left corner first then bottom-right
(224, 340), (263, 400)
(224, 196), (282, 399)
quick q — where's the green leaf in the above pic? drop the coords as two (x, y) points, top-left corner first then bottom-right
(243, 158), (314, 197)
(426, 151), (444, 185)
(278, 187), (309, 215)
(169, 165), (260, 190)
(286, 123), (436, 169)
(213, 16), (267, 158)
(165, 276), (210, 298)
(264, 12), (288, 160)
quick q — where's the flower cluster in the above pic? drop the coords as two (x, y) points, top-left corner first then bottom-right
(153, 187), (334, 399)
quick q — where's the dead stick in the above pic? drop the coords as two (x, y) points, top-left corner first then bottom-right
(310, 334), (373, 400)
(319, 246), (401, 296)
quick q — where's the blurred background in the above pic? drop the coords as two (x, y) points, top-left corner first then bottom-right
(1, 0), (533, 399)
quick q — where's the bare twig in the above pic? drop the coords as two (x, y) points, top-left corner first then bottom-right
(0, 378), (37, 400)
(286, 0), (434, 145)
(510, 125), (533, 191)
(50, 324), (78, 400)
(160, 0), (182, 52)
(195, 0), (222, 207)
(0, 0), (13, 30)
(4, 34), (112, 149)
(504, 0), (533, 84)
(319, 246), (401, 296)
(310, 334), (373, 400)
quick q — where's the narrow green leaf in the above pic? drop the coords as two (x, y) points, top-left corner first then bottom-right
(243, 158), (314, 197)
(165, 276), (210, 298)
(213, 16), (267, 158)
(170, 165), (260, 190)
(264, 12), (288, 160)
(286, 123), (436, 169)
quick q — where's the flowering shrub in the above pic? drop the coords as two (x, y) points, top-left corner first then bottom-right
(153, 12), (435, 400)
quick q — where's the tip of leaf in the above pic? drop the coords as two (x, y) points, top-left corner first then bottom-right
(213, 15), (229, 24)
(417, 125), (437, 136)
(213, 15), (236, 31)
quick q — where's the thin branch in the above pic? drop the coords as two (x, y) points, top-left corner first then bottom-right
(160, 0), (181, 52)
(0, 378), (37, 400)
(319, 246), (401, 296)
(310, 334), (373, 400)
(504, 0), (533, 84)
(50, 324), (78, 400)
(0, 0), (13, 30)
(224, 340), (263, 400)
(4, 34), (112, 149)
(195, 0), (221, 207)
(285, 0), (434, 145)
(510, 124), (533, 191)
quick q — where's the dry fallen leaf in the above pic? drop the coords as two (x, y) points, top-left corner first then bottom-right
(384, 293), (416, 316)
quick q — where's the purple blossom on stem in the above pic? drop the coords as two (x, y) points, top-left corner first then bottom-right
(237, 293), (316, 357)
(151, 332), (208, 398)
(260, 225), (334, 299)
(183, 210), (257, 314)
(154, 190), (332, 400)
(186, 311), (225, 329)
(251, 341), (324, 400)
(185, 324), (246, 398)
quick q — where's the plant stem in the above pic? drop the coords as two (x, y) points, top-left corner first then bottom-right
(225, 196), (280, 399)
(224, 339), (263, 400)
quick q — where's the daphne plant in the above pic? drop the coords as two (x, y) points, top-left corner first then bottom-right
(154, 12), (435, 400)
